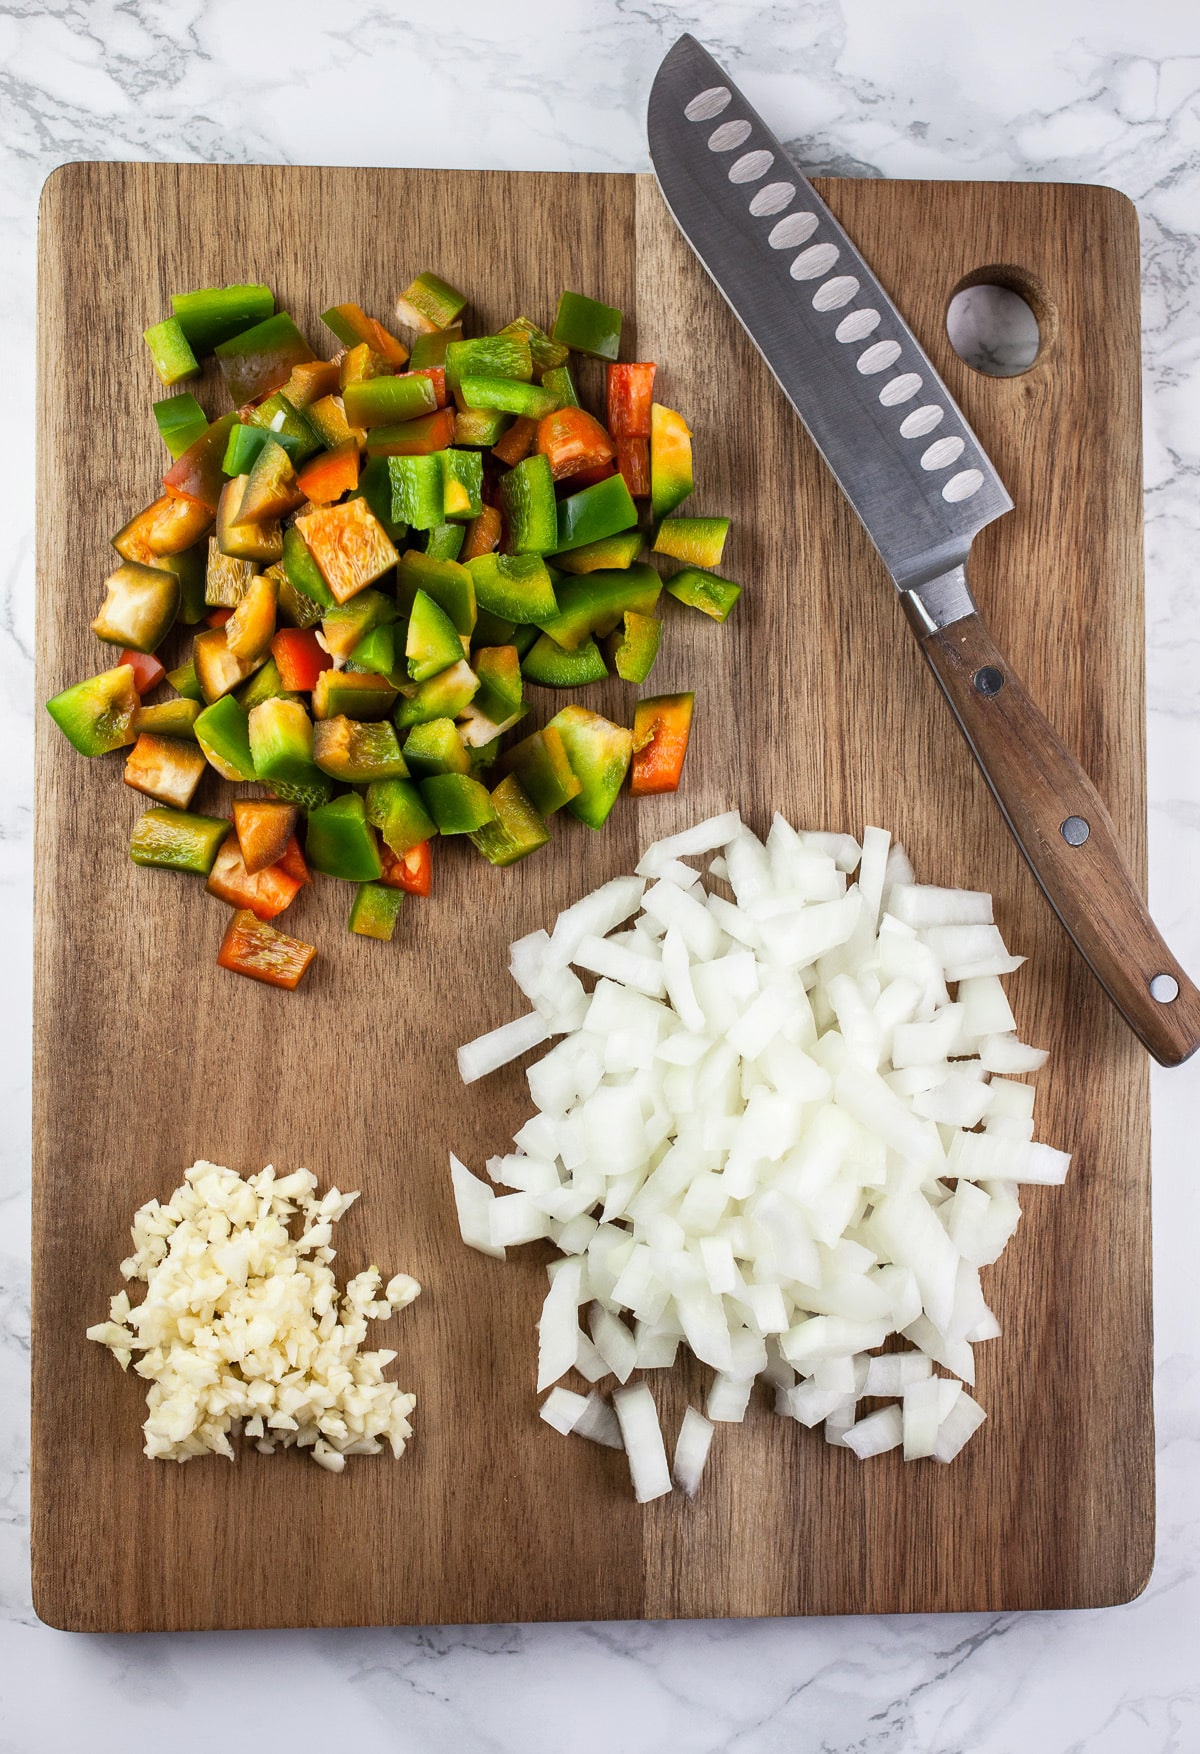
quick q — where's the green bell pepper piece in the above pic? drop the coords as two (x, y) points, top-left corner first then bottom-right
(466, 552), (559, 623)
(554, 529), (643, 575)
(471, 608), (516, 648)
(396, 271), (467, 333)
(533, 563), (661, 650)
(403, 716), (471, 777)
(153, 392), (209, 460)
(551, 290), (622, 361)
(320, 589), (397, 662)
(501, 454), (558, 555)
(652, 516), (730, 569)
(438, 449), (483, 521)
(554, 473), (639, 554)
(346, 624), (396, 676)
(205, 537), (255, 609)
(469, 774), (551, 866)
(445, 335), (532, 392)
(46, 664), (139, 756)
(406, 589), (466, 682)
(343, 373), (437, 429)
(166, 657), (204, 703)
(419, 773), (496, 835)
(458, 376), (558, 420)
(160, 543), (207, 626)
(247, 698), (332, 809)
(521, 634), (608, 688)
(312, 669), (398, 721)
(608, 609), (662, 683)
(472, 645), (523, 723)
(223, 422), (270, 477)
(467, 733), (504, 774)
(276, 573), (323, 630)
(547, 704), (633, 830)
(132, 697), (202, 740)
(365, 778), (437, 853)
(499, 724), (582, 816)
(349, 882), (405, 941)
(650, 404), (694, 520)
(389, 454), (445, 530)
(540, 364), (580, 409)
(664, 566), (742, 622)
(409, 324), (462, 371)
(130, 806), (229, 874)
(498, 317), (570, 378)
(236, 656), (294, 711)
(171, 283), (275, 354)
(244, 393), (321, 464)
(425, 522), (466, 561)
(215, 313), (315, 407)
(393, 658), (479, 729)
(92, 562), (180, 654)
(510, 623), (540, 658)
(282, 525), (336, 613)
(143, 317), (199, 386)
(313, 715), (408, 783)
(306, 792), (383, 882)
(215, 479), (282, 566)
(194, 694), (256, 781)
(453, 407), (511, 447)
(396, 549), (476, 636)
(355, 456), (410, 543)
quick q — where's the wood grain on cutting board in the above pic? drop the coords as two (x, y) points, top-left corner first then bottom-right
(33, 164), (1151, 1631)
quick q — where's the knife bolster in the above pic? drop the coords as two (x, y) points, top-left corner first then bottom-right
(901, 565), (977, 635)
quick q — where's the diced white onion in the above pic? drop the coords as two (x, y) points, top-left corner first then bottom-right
(613, 1383), (672, 1501)
(540, 1387), (589, 1435)
(457, 1012), (551, 1085)
(672, 1407), (714, 1497)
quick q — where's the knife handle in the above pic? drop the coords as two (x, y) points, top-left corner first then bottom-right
(916, 608), (1200, 1067)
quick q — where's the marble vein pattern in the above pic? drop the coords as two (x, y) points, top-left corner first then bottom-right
(2, 0), (1199, 1749)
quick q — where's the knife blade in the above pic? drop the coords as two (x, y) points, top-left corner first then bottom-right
(648, 34), (1200, 1066)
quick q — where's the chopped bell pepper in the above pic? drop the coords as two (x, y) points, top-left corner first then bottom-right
(271, 626), (332, 693)
(296, 440), (359, 505)
(349, 882), (405, 940)
(396, 271), (468, 334)
(546, 705), (633, 830)
(458, 376), (558, 420)
(567, 460), (617, 489)
(466, 551), (559, 623)
(279, 359), (342, 409)
(471, 645), (523, 723)
(205, 537), (255, 608)
(631, 691), (695, 796)
(461, 505), (502, 561)
(406, 589), (465, 682)
(439, 448), (483, 520)
(365, 408), (457, 459)
(553, 471), (639, 554)
(663, 566), (742, 622)
(541, 364), (580, 409)
(537, 407), (615, 482)
(533, 563), (662, 651)
(275, 574), (322, 631)
(445, 335), (532, 392)
(366, 778), (437, 854)
(166, 657), (204, 703)
(343, 372), (437, 429)
(509, 624), (540, 659)
(244, 393), (322, 464)
(117, 648), (166, 696)
(171, 283), (275, 354)
(214, 312), (315, 406)
(615, 437), (650, 498)
(607, 609), (662, 683)
(273, 833), (310, 888)
(551, 290), (622, 361)
(321, 301), (409, 367)
(419, 772), (496, 835)
(425, 522), (466, 562)
(216, 478), (283, 565)
(207, 832), (304, 920)
(216, 908), (316, 989)
(409, 324), (462, 371)
(607, 362), (656, 439)
(498, 316), (569, 377)
(239, 439), (303, 523)
(453, 407), (511, 448)
(312, 669), (397, 721)
(194, 694), (256, 780)
(320, 588), (398, 662)
(233, 799), (299, 873)
(353, 457), (409, 544)
(469, 774), (550, 866)
(520, 633), (608, 688)
(307, 393), (360, 450)
(163, 413), (240, 512)
(236, 654), (296, 710)
(206, 607), (233, 628)
(313, 715), (408, 783)
(193, 628), (263, 703)
(46, 664), (139, 756)
(397, 550), (476, 636)
(123, 733), (206, 809)
(491, 416), (538, 467)
(501, 453), (558, 554)
(130, 805), (229, 874)
(393, 658), (479, 729)
(153, 392), (209, 460)
(247, 698), (332, 809)
(457, 701), (524, 750)
(405, 365), (448, 408)
(305, 792), (383, 881)
(388, 453), (446, 530)
(650, 404), (694, 519)
(553, 530), (644, 575)
(340, 343), (391, 389)
(499, 724), (582, 816)
(294, 499), (398, 604)
(653, 516), (730, 568)
(161, 544), (208, 626)
(402, 716), (471, 777)
(346, 624), (395, 676)
(222, 422), (270, 478)
(92, 562), (180, 654)
(113, 493), (213, 563)
(143, 316), (199, 386)
(282, 525), (336, 613)
(132, 697), (201, 740)
(379, 838), (432, 895)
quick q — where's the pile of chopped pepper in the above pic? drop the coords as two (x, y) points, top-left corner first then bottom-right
(46, 274), (742, 987)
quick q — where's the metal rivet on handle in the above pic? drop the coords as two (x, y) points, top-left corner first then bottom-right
(1060, 815), (1090, 845)
(973, 666), (1004, 696)
(1150, 973), (1180, 1003)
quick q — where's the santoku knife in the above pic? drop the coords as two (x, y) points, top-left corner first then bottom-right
(648, 33), (1200, 1067)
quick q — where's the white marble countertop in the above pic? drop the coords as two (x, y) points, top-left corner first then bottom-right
(4, 1), (1199, 1747)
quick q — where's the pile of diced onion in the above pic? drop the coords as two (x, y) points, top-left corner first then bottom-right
(453, 811), (1070, 1503)
(87, 1160), (421, 1472)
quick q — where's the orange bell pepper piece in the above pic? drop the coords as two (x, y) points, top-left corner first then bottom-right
(630, 692), (695, 797)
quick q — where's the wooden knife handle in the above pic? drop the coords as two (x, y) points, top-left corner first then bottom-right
(918, 609), (1200, 1067)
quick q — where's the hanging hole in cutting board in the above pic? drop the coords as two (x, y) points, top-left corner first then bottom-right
(946, 266), (1053, 377)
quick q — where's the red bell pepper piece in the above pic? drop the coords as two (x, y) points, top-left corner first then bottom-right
(615, 437), (650, 498)
(273, 834), (311, 886)
(206, 606), (233, 628)
(607, 363), (656, 439)
(162, 413), (239, 512)
(566, 459), (618, 490)
(379, 839), (432, 896)
(403, 366), (448, 408)
(232, 799), (299, 874)
(118, 649), (165, 695)
(461, 504), (502, 561)
(630, 691), (695, 796)
(296, 439), (360, 504)
(536, 408), (615, 482)
(491, 416), (538, 467)
(363, 408), (457, 457)
(216, 908), (316, 988)
(271, 627), (333, 693)
(206, 831), (304, 921)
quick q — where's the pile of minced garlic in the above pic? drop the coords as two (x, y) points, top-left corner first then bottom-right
(87, 1160), (419, 1472)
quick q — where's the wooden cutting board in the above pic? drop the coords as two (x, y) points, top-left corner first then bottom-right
(32, 163), (1152, 1631)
